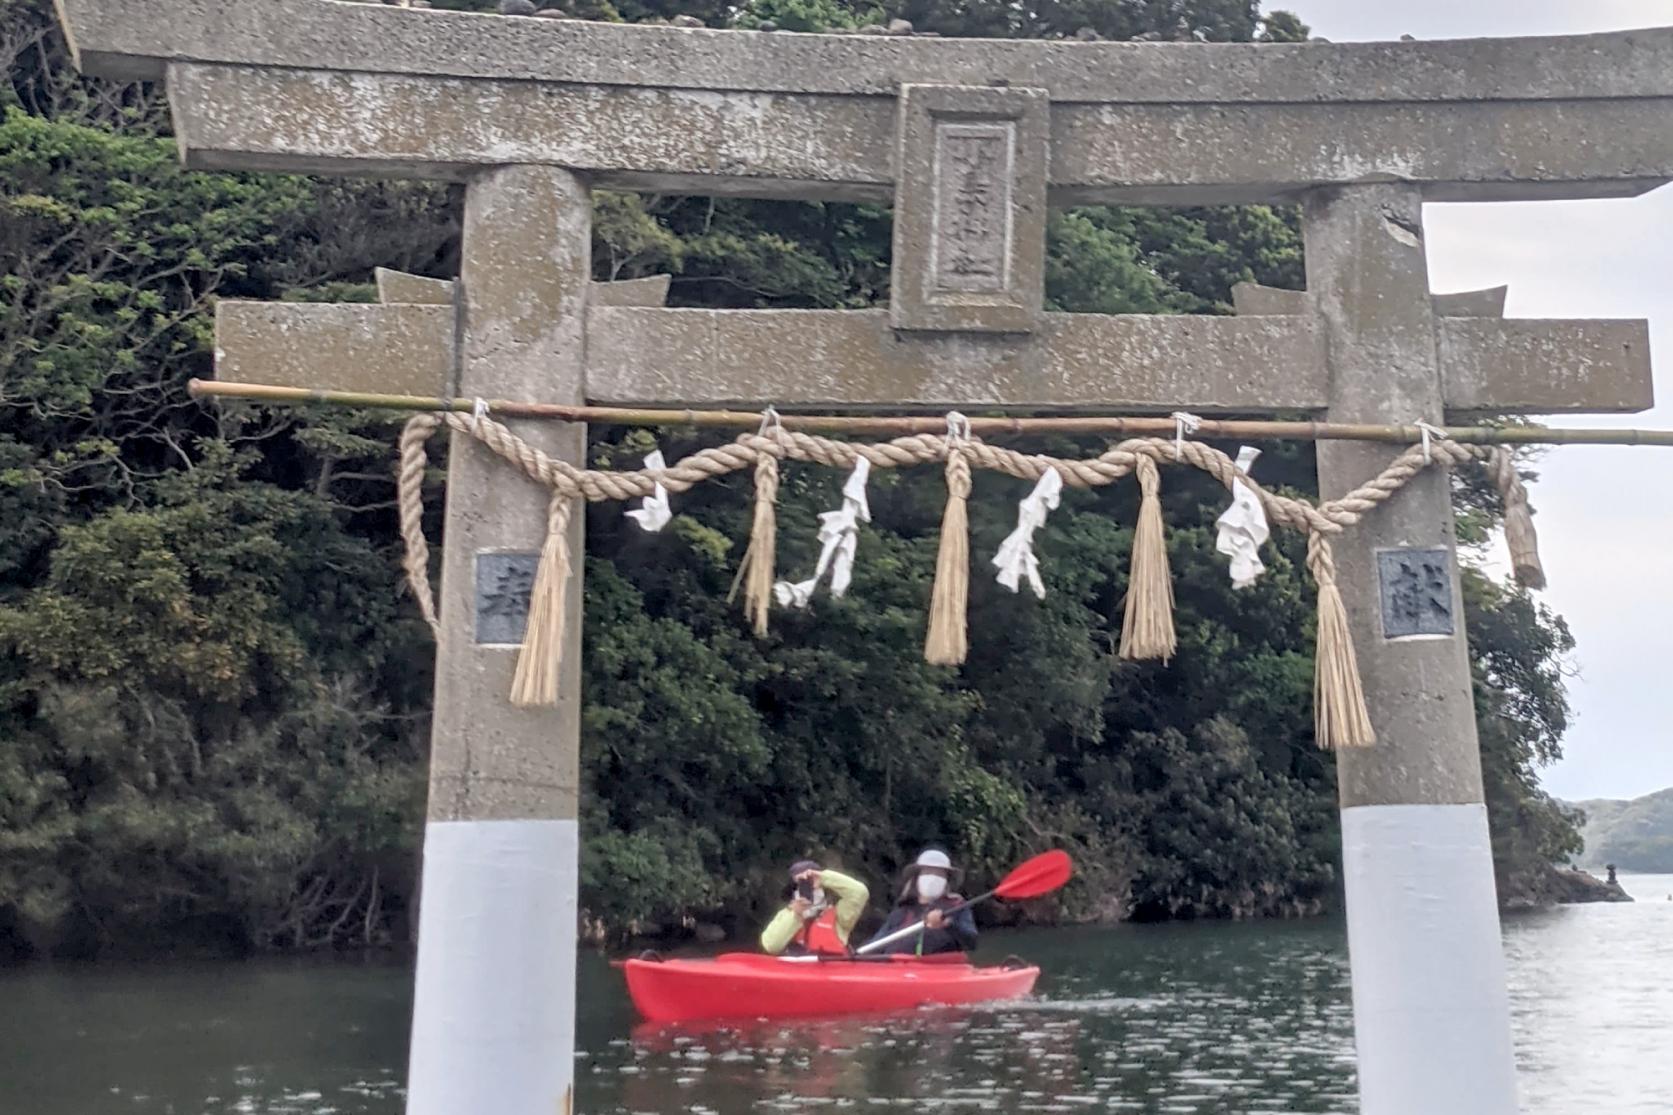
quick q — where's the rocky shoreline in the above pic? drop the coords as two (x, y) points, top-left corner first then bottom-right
(1505, 866), (1634, 911)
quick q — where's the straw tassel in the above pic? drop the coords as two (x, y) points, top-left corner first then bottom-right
(1490, 448), (1547, 590)
(1307, 532), (1375, 749)
(924, 449), (972, 666)
(510, 489), (575, 708)
(1118, 456), (1177, 662)
(730, 450), (781, 637)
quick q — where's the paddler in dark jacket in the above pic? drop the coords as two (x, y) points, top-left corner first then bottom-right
(864, 846), (978, 956)
(760, 859), (871, 956)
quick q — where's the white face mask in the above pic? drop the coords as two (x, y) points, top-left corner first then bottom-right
(916, 874), (948, 901)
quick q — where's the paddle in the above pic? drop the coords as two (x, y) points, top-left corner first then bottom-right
(853, 849), (1073, 957)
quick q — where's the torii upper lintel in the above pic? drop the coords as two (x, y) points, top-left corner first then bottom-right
(53, 0), (1673, 204)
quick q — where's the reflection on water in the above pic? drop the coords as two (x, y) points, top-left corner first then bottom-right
(1506, 873), (1673, 1115)
(0, 876), (1668, 1114)
(0, 959), (410, 1115)
(584, 923), (1356, 1115)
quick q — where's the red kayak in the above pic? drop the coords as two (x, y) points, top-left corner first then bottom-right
(622, 952), (1040, 1022)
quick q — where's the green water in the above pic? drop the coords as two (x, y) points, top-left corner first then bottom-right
(3, 876), (1670, 1114)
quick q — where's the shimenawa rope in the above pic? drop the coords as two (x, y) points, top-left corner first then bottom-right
(394, 412), (1542, 750)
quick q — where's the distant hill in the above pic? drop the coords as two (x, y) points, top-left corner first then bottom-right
(1570, 788), (1673, 873)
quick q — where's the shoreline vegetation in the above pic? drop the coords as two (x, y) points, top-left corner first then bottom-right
(1, 0), (1586, 962)
(1569, 789), (1673, 875)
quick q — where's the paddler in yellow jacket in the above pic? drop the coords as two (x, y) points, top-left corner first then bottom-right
(760, 859), (871, 956)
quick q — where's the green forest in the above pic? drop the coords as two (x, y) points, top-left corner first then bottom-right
(1573, 788), (1673, 873)
(1, 0), (1584, 960)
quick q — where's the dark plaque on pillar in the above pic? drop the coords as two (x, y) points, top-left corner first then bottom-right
(891, 84), (1048, 334)
(1376, 547), (1456, 638)
(475, 551), (539, 644)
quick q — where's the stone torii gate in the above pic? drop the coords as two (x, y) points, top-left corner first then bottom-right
(53, 2), (1665, 1112)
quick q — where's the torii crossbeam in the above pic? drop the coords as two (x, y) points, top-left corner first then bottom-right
(53, 2), (1666, 1113)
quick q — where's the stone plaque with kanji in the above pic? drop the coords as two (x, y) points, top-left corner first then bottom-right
(1377, 547), (1456, 638)
(891, 83), (1047, 334)
(475, 551), (540, 644)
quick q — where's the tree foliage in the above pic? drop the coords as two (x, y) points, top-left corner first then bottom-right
(1572, 788), (1673, 873)
(0, 0), (1583, 957)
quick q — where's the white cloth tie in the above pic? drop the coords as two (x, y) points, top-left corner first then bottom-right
(624, 450), (673, 532)
(774, 457), (872, 608)
(992, 467), (1063, 599)
(1215, 446), (1270, 589)
(1415, 420), (1448, 465)
(1171, 411), (1202, 460)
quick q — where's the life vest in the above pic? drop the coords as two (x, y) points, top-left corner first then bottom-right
(791, 906), (848, 955)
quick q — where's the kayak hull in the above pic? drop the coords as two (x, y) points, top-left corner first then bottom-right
(622, 953), (1039, 1023)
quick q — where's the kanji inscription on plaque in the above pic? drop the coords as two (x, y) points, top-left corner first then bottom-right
(891, 83), (1048, 334)
(933, 124), (1011, 293)
(1376, 548), (1456, 638)
(475, 551), (539, 644)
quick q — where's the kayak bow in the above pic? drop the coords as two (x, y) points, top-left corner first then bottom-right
(623, 952), (1039, 1023)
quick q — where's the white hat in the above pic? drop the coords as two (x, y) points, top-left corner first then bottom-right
(914, 849), (952, 871)
(898, 846), (963, 894)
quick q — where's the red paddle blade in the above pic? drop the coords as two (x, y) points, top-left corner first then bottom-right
(993, 850), (1073, 901)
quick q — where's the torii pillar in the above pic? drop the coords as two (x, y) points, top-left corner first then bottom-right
(53, 3), (1668, 1113)
(402, 166), (589, 1115)
(1309, 186), (1521, 1109)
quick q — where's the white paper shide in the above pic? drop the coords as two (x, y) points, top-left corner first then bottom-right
(993, 468), (1064, 599)
(624, 450), (673, 532)
(1215, 446), (1270, 589)
(774, 457), (872, 608)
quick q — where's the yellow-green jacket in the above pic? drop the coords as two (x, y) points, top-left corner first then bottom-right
(759, 869), (870, 955)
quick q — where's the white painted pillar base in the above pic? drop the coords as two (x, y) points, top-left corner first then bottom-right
(407, 819), (579, 1115)
(1342, 803), (1518, 1115)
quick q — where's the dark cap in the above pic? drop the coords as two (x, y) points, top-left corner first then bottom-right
(788, 859), (821, 879)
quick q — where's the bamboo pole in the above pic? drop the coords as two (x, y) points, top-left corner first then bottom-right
(189, 379), (1673, 447)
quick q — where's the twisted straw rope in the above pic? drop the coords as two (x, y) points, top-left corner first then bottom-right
(398, 417), (441, 634)
(945, 445), (974, 501)
(395, 412), (1531, 629)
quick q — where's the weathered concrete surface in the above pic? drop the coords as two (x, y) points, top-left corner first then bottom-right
(428, 165), (587, 826)
(215, 302), (453, 396)
(375, 267), (452, 305)
(1309, 184), (1487, 810)
(1233, 283), (1650, 414)
(1233, 281), (1509, 319)
(54, 0), (1673, 102)
(589, 274), (672, 308)
(1310, 183), (1519, 1115)
(891, 84), (1048, 333)
(1230, 283), (1309, 317)
(373, 268), (671, 308)
(216, 268), (676, 396)
(215, 299), (1654, 416)
(1051, 100), (1673, 205)
(163, 62), (1673, 204)
(398, 164), (588, 1115)
(1440, 318), (1652, 413)
(1433, 287), (1507, 318)
(165, 63), (891, 199)
(586, 308), (1649, 413)
(585, 308), (1327, 410)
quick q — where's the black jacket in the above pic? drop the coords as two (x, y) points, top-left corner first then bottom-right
(863, 896), (978, 955)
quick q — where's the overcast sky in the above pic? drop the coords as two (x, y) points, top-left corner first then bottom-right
(1282, 2), (1673, 801)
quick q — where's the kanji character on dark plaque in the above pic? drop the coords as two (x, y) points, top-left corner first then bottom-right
(475, 552), (540, 644)
(1376, 547), (1455, 638)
